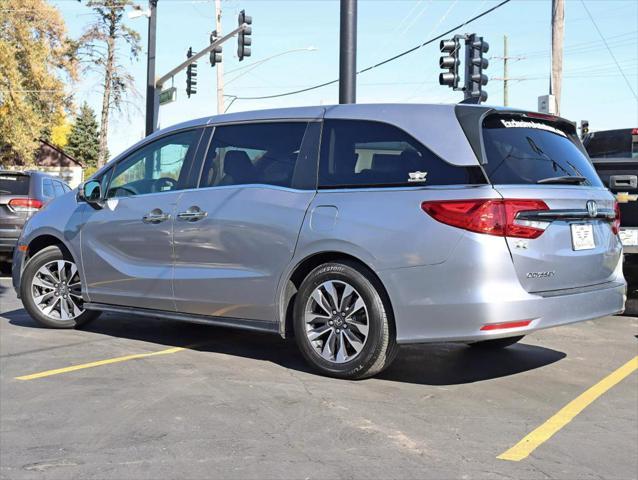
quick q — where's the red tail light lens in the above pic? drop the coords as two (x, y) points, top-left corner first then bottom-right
(8, 198), (44, 213)
(612, 201), (621, 235)
(421, 199), (549, 239)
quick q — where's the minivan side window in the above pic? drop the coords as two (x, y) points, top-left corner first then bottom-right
(42, 179), (55, 199)
(53, 181), (65, 196)
(318, 120), (485, 188)
(199, 122), (311, 189)
(107, 129), (201, 198)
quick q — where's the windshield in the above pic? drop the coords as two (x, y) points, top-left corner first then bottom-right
(0, 173), (30, 195)
(482, 115), (603, 187)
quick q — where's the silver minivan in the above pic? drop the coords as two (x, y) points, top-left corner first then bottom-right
(12, 104), (626, 378)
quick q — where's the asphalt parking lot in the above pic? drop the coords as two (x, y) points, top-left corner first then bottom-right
(1, 274), (637, 480)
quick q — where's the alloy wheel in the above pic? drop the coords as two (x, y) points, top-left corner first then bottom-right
(31, 260), (84, 320)
(304, 280), (369, 363)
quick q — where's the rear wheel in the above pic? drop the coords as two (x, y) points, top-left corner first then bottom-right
(20, 246), (100, 328)
(469, 335), (524, 349)
(294, 261), (397, 379)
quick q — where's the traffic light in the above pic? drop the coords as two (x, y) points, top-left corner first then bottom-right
(581, 120), (590, 138)
(209, 30), (222, 67)
(438, 38), (461, 89)
(465, 34), (489, 103)
(186, 47), (197, 97)
(237, 10), (252, 61)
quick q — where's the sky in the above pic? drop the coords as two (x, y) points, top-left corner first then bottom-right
(52, 0), (638, 159)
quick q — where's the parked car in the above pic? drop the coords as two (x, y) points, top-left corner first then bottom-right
(12, 105), (626, 378)
(0, 170), (71, 264)
(584, 128), (638, 286)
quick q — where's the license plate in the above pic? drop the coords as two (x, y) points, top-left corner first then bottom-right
(619, 229), (638, 246)
(571, 223), (595, 251)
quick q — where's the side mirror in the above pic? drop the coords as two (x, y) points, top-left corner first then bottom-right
(78, 180), (103, 208)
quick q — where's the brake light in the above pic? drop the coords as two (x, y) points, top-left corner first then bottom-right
(8, 198), (44, 213)
(612, 201), (621, 235)
(421, 199), (549, 239)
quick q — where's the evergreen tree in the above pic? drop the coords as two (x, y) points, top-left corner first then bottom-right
(66, 103), (100, 168)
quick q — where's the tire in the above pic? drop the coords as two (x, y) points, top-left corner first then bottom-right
(469, 335), (524, 349)
(294, 261), (398, 379)
(20, 245), (100, 329)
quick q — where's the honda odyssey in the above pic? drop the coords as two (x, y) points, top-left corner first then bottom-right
(12, 104), (626, 379)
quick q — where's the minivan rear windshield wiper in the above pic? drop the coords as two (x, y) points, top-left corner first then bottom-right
(537, 175), (586, 185)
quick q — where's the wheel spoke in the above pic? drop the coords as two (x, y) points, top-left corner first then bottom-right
(32, 276), (55, 290)
(323, 282), (339, 312)
(320, 330), (336, 360)
(68, 297), (83, 317)
(33, 291), (55, 305)
(57, 261), (66, 283)
(343, 328), (364, 353)
(339, 284), (354, 312)
(40, 265), (59, 284)
(346, 296), (365, 318)
(41, 297), (60, 317)
(307, 324), (331, 342)
(348, 319), (369, 337)
(310, 289), (332, 316)
(336, 331), (348, 362)
(68, 263), (78, 283)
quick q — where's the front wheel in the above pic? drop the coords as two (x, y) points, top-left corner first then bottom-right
(294, 261), (397, 379)
(469, 335), (524, 349)
(20, 245), (100, 328)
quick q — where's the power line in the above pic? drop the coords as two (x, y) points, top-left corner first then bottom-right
(228, 0), (511, 101)
(579, 0), (637, 100)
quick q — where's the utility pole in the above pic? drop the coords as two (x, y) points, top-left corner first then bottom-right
(339, 0), (357, 104)
(214, 0), (224, 114)
(145, 0), (158, 136)
(550, 0), (564, 115)
(503, 35), (509, 106)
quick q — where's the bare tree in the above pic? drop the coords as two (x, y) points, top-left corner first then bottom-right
(79, 0), (141, 167)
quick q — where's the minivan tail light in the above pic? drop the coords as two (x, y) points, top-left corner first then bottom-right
(612, 201), (621, 235)
(421, 199), (550, 239)
(7, 198), (44, 213)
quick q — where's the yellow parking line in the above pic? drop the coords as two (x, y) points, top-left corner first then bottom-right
(498, 355), (638, 462)
(15, 346), (187, 381)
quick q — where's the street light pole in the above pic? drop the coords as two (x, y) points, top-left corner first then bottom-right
(145, 0), (158, 136)
(339, 0), (357, 104)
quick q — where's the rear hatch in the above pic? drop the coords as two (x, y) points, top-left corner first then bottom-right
(0, 172), (32, 232)
(480, 112), (621, 293)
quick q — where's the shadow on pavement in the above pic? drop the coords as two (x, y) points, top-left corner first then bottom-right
(1, 308), (569, 386)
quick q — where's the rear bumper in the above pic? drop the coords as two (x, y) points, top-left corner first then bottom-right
(379, 234), (626, 344)
(0, 230), (20, 253)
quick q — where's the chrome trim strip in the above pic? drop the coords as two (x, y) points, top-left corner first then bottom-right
(516, 208), (615, 221)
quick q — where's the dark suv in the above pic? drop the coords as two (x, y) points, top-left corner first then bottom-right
(0, 170), (71, 263)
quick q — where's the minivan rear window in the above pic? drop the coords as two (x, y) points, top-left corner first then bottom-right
(0, 174), (30, 195)
(482, 114), (603, 187)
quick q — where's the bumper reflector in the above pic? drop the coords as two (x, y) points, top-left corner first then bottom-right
(480, 320), (532, 331)
(17, 245), (28, 252)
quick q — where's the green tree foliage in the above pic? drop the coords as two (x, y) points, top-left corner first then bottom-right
(0, 0), (77, 165)
(66, 102), (100, 168)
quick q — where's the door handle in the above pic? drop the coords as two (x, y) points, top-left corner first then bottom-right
(142, 209), (171, 224)
(177, 206), (207, 222)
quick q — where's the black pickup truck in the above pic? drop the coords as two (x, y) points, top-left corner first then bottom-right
(584, 128), (638, 286)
